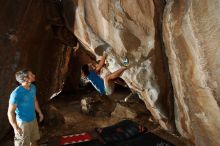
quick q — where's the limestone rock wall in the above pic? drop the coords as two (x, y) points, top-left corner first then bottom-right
(73, 0), (174, 131)
(163, 0), (220, 145)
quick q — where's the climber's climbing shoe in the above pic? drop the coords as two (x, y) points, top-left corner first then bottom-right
(122, 57), (129, 67)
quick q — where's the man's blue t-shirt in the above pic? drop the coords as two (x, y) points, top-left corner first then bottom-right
(9, 84), (36, 122)
(87, 71), (105, 95)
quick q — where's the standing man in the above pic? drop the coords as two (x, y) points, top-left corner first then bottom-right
(7, 69), (44, 146)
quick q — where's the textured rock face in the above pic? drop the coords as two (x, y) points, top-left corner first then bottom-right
(0, 0), (76, 139)
(72, 0), (220, 145)
(163, 0), (220, 145)
(1, 0), (220, 145)
(73, 0), (174, 131)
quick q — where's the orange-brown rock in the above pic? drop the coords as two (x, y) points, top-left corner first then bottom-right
(163, 0), (220, 145)
(73, 0), (174, 133)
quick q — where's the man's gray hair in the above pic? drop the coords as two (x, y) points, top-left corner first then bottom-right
(15, 69), (29, 84)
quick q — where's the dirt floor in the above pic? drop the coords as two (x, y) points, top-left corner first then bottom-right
(1, 84), (191, 146)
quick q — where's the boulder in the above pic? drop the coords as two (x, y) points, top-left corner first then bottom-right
(163, 0), (220, 145)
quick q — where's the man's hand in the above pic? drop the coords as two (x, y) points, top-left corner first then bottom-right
(35, 96), (44, 122)
(38, 112), (44, 122)
(14, 126), (22, 136)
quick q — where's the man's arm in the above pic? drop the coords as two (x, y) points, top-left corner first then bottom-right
(95, 54), (107, 73)
(35, 97), (44, 122)
(7, 104), (22, 135)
